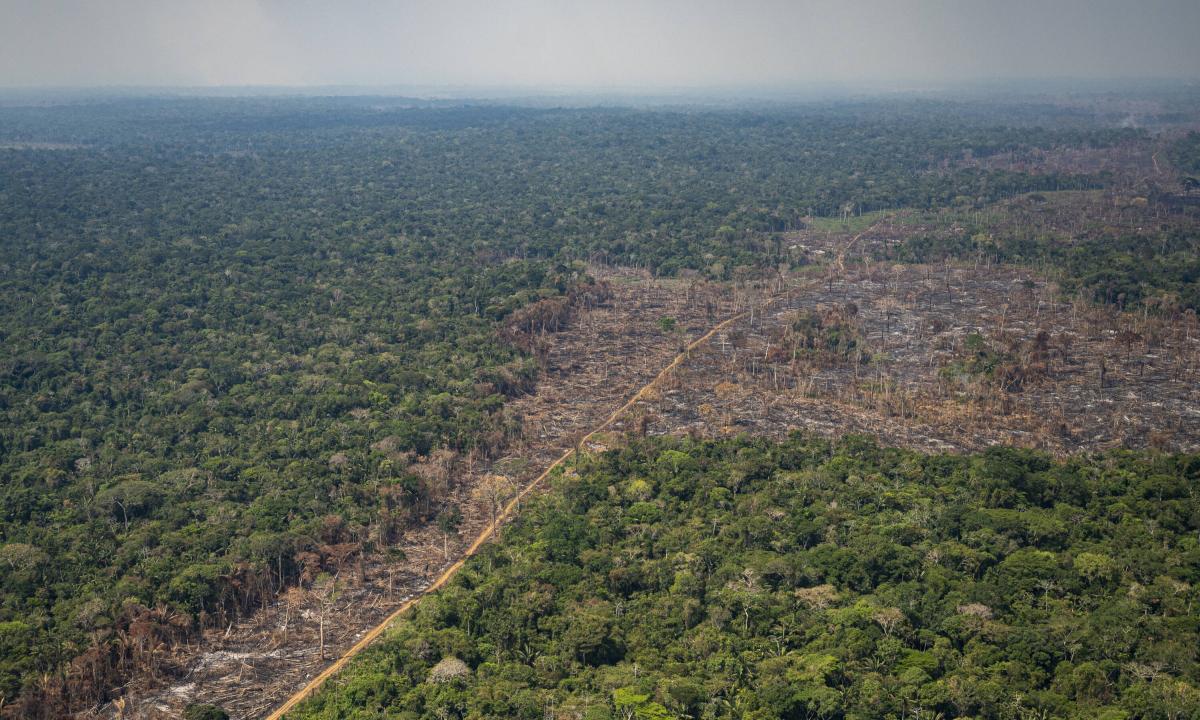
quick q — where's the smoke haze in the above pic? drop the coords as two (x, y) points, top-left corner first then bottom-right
(2, 0), (1198, 89)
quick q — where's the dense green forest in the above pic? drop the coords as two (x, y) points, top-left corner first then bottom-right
(290, 435), (1200, 720)
(0, 96), (1182, 713)
(0, 98), (1115, 277)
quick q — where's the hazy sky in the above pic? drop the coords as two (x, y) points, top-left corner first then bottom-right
(2, 0), (1198, 88)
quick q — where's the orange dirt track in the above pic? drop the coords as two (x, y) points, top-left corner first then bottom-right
(263, 286), (797, 719)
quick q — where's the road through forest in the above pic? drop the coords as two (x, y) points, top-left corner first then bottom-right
(263, 293), (773, 718)
(262, 222), (884, 719)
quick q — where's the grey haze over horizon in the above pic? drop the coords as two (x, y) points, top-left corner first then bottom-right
(2, 0), (1199, 90)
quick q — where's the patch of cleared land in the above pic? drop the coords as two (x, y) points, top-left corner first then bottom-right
(628, 227), (1200, 454)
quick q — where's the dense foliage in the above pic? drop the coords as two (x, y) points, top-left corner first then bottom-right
(292, 435), (1200, 720)
(0, 96), (1157, 708)
(0, 98), (1111, 277)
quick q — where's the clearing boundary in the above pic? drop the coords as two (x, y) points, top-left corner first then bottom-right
(263, 293), (774, 718)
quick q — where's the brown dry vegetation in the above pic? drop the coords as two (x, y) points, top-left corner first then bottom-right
(629, 254), (1200, 455)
